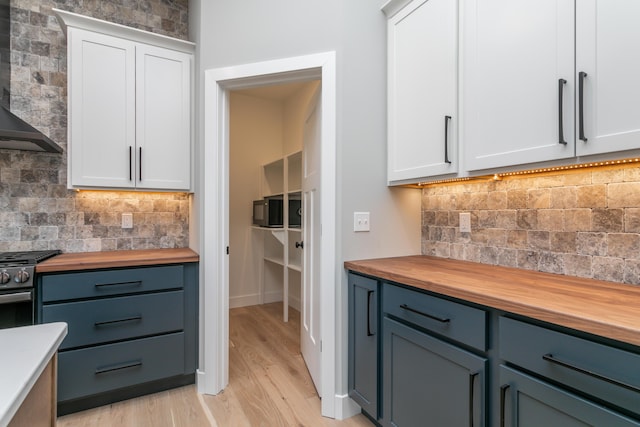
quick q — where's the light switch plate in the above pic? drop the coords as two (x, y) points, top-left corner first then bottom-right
(122, 213), (133, 229)
(459, 212), (471, 233)
(354, 212), (370, 232)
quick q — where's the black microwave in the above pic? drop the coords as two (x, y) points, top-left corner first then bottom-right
(288, 196), (301, 228)
(253, 196), (283, 227)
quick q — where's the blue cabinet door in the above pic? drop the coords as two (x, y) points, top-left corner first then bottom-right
(382, 317), (487, 427)
(348, 273), (379, 419)
(500, 366), (640, 427)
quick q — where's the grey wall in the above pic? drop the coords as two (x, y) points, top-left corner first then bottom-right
(192, 0), (421, 403)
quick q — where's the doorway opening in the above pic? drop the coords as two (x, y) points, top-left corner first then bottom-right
(201, 52), (344, 418)
(228, 79), (320, 391)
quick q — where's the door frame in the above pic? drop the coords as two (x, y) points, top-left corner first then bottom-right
(200, 52), (339, 417)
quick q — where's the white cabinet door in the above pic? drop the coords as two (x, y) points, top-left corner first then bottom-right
(576, 0), (640, 157)
(136, 45), (192, 190)
(68, 28), (136, 188)
(387, 0), (458, 183)
(463, 0), (575, 171)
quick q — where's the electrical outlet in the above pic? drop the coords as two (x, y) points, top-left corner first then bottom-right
(459, 212), (471, 233)
(122, 213), (133, 229)
(354, 212), (370, 232)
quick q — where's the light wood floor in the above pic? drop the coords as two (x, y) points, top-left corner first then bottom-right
(57, 303), (373, 427)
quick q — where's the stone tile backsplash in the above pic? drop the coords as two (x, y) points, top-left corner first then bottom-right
(0, 0), (190, 253)
(422, 165), (640, 285)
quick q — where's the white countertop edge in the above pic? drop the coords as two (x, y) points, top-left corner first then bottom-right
(0, 322), (68, 427)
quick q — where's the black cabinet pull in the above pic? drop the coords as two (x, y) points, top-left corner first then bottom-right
(366, 290), (375, 337)
(94, 315), (142, 327)
(444, 115), (452, 164)
(500, 384), (510, 427)
(139, 147), (142, 181)
(399, 304), (450, 323)
(558, 79), (567, 145)
(95, 359), (142, 375)
(129, 146), (133, 181)
(543, 353), (640, 393)
(578, 71), (588, 142)
(469, 372), (479, 427)
(295, 241), (304, 249)
(95, 280), (142, 289)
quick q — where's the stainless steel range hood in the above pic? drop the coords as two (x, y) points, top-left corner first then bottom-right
(0, 0), (63, 153)
(0, 106), (63, 153)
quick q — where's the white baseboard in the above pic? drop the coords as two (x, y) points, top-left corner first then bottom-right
(196, 369), (208, 394)
(230, 290), (286, 308)
(333, 393), (361, 420)
(230, 291), (301, 310)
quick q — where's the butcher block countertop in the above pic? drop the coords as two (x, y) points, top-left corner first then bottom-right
(36, 248), (199, 273)
(345, 255), (640, 348)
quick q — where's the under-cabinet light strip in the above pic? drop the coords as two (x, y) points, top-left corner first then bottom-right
(417, 157), (640, 187)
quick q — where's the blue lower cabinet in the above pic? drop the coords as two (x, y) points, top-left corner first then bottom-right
(348, 274), (379, 419)
(38, 262), (198, 414)
(382, 317), (487, 427)
(499, 365), (640, 427)
(42, 290), (184, 350)
(58, 332), (185, 401)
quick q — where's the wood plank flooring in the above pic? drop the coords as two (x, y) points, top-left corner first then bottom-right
(57, 303), (373, 427)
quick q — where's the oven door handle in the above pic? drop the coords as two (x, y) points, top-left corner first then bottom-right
(0, 290), (32, 304)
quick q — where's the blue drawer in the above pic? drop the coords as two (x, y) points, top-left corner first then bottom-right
(41, 265), (183, 302)
(383, 283), (487, 351)
(42, 291), (184, 350)
(500, 316), (640, 417)
(57, 332), (185, 402)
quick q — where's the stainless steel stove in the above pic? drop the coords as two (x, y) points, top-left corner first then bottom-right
(0, 250), (61, 289)
(0, 250), (61, 329)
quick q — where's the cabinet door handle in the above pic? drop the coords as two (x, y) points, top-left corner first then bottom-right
(366, 289), (375, 336)
(558, 79), (567, 145)
(444, 115), (452, 164)
(139, 147), (142, 181)
(469, 372), (479, 427)
(543, 353), (640, 393)
(399, 304), (450, 323)
(94, 280), (142, 289)
(295, 241), (304, 249)
(500, 384), (510, 427)
(95, 359), (142, 375)
(578, 71), (588, 142)
(94, 315), (142, 327)
(129, 146), (133, 181)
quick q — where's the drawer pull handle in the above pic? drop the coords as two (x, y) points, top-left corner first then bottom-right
(399, 304), (450, 323)
(95, 280), (142, 289)
(94, 315), (142, 327)
(500, 384), (510, 427)
(543, 353), (640, 393)
(469, 372), (478, 427)
(95, 359), (142, 375)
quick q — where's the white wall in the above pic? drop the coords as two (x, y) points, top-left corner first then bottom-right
(229, 93), (283, 306)
(192, 0), (421, 406)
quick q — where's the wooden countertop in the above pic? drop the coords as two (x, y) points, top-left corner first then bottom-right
(345, 255), (640, 348)
(36, 248), (199, 273)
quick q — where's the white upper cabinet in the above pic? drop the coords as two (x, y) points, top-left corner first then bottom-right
(68, 29), (137, 189)
(55, 9), (194, 191)
(462, 0), (575, 172)
(136, 45), (192, 190)
(384, 0), (458, 184)
(576, 0), (640, 157)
